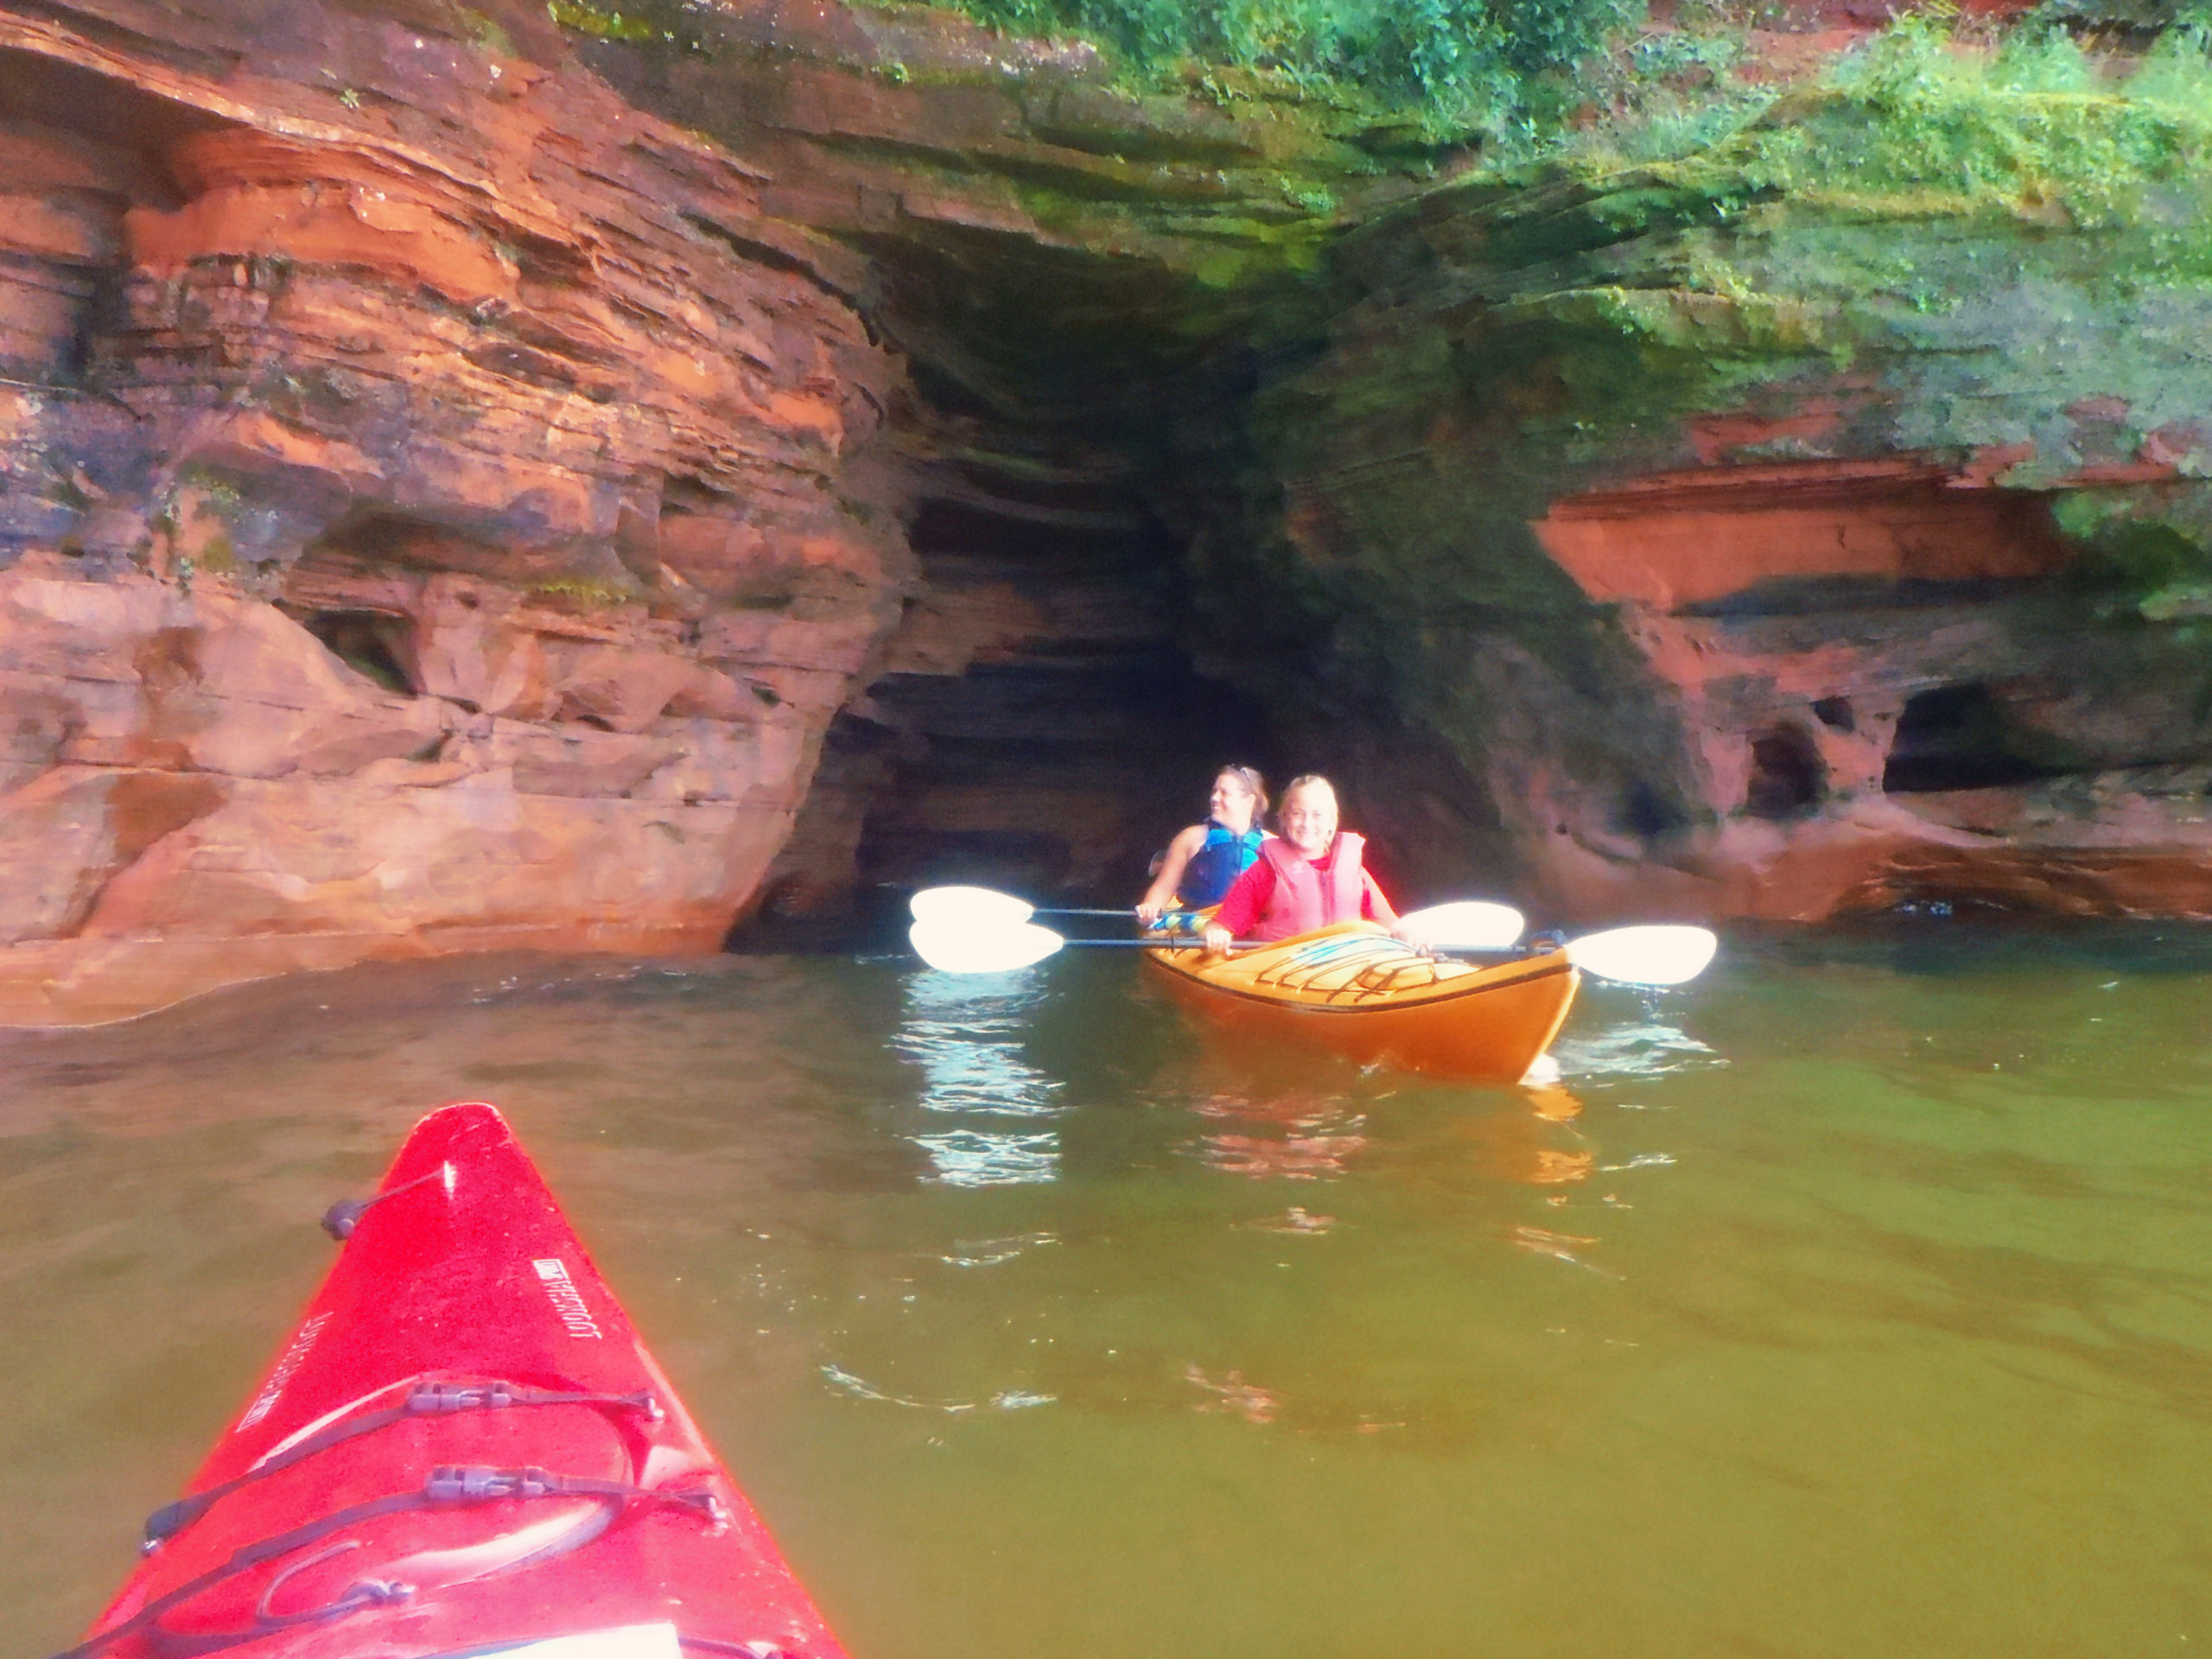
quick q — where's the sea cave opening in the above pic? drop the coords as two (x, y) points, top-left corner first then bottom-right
(1882, 683), (2057, 794)
(734, 468), (1281, 944)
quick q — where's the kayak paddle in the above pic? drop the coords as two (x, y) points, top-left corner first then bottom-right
(1393, 900), (1525, 950)
(910, 912), (1718, 987)
(1563, 924), (1718, 988)
(912, 886), (1524, 948)
(907, 917), (1069, 973)
(907, 887), (1137, 926)
(910, 885), (1039, 927)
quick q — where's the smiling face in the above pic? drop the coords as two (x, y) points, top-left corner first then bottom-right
(1277, 779), (1338, 857)
(1210, 770), (1260, 835)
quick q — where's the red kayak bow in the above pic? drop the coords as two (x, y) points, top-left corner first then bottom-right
(59, 1101), (852, 1659)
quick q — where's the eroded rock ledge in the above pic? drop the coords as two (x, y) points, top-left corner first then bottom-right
(2, 0), (2210, 1021)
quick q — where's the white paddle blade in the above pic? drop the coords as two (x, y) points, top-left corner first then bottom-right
(1397, 900), (1526, 951)
(908, 918), (1065, 975)
(1566, 925), (1718, 988)
(909, 886), (1035, 928)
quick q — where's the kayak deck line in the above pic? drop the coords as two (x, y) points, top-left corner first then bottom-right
(318, 1159), (454, 1241)
(61, 1101), (852, 1659)
(1146, 925), (1575, 1014)
(143, 1380), (665, 1547)
(61, 1468), (729, 1659)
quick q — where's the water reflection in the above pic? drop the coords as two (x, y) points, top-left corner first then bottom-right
(1185, 1363), (1279, 1424)
(938, 1232), (1058, 1268)
(1525, 1083), (1583, 1122)
(1173, 1069), (1602, 1190)
(893, 970), (1065, 1186)
(1430, 1084), (1596, 1190)
(1186, 1091), (1367, 1180)
(9, 942), (2212, 1659)
(1245, 1205), (1336, 1235)
(1510, 1224), (1618, 1277)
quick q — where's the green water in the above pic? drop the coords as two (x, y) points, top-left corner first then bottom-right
(3, 931), (2209, 1656)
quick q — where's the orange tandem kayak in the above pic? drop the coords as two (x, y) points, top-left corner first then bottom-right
(1144, 921), (1579, 1084)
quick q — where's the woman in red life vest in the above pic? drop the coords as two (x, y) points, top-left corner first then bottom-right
(1202, 773), (1403, 953)
(1135, 765), (1271, 924)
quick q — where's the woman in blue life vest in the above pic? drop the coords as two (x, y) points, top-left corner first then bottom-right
(1135, 766), (1270, 922)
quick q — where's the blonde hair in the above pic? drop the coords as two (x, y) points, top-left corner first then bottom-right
(1274, 774), (1339, 832)
(1217, 764), (1268, 820)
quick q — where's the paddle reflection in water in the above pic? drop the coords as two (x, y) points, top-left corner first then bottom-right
(892, 969), (1065, 1185)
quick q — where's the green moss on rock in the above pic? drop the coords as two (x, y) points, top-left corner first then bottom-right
(1155, 17), (2212, 876)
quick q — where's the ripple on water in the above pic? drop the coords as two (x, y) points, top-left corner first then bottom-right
(1553, 1007), (1726, 1081)
(908, 1128), (1061, 1186)
(819, 1363), (1058, 1414)
(938, 1232), (1059, 1268)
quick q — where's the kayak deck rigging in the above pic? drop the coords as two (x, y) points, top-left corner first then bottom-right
(142, 1380), (664, 1549)
(67, 1465), (730, 1659)
(1241, 931), (1493, 1000)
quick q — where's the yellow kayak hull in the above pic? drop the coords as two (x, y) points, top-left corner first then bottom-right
(1144, 921), (1579, 1084)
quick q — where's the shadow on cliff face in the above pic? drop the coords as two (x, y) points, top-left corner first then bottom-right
(0, 47), (230, 506)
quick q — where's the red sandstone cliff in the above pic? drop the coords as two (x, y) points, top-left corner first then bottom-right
(1520, 465), (2212, 922)
(0, 0), (914, 1020)
(0, 0), (1359, 1019)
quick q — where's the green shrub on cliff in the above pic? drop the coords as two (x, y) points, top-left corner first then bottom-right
(1794, 16), (2212, 219)
(887, 0), (2212, 170)
(2056, 487), (2212, 626)
(918, 0), (1644, 137)
(2036, 0), (2212, 32)
(545, 0), (694, 46)
(1573, 13), (2212, 229)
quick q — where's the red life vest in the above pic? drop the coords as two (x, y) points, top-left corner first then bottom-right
(1250, 832), (1369, 941)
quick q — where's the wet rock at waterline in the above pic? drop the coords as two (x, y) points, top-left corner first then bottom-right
(2, 0), (2212, 1020)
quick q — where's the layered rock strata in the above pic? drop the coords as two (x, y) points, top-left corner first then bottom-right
(0, 0), (907, 1020)
(0, 0), (1370, 1017)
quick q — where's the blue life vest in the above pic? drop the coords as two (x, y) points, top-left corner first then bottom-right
(1179, 823), (1264, 907)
